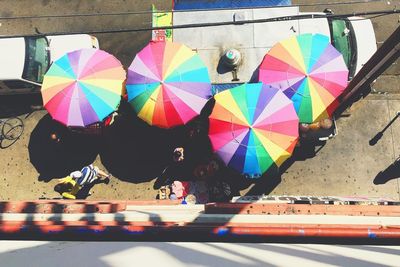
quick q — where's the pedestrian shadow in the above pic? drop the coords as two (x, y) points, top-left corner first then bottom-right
(28, 114), (99, 182)
(373, 158), (400, 185)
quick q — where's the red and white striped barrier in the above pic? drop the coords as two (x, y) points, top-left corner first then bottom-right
(0, 200), (399, 240)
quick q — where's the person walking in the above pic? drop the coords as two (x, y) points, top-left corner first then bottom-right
(54, 164), (110, 199)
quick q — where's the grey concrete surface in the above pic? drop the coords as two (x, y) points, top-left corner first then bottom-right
(0, 0), (399, 200)
(1, 241), (400, 267)
(268, 96), (400, 198)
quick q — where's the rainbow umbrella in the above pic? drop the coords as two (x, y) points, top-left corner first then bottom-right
(209, 83), (299, 178)
(127, 41), (212, 128)
(41, 48), (126, 127)
(259, 33), (348, 123)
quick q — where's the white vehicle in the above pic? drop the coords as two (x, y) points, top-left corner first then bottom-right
(0, 34), (99, 95)
(172, 6), (377, 83)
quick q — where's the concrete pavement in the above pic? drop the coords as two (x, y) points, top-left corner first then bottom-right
(0, 241), (399, 267)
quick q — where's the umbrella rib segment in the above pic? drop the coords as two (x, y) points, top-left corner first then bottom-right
(254, 128), (298, 153)
(79, 80), (122, 109)
(209, 126), (249, 152)
(243, 130), (262, 175)
(230, 84), (252, 124)
(163, 83), (208, 115)
(253, 130), (291, 167)
(135, 42), (164, 80)
(46, 82), (76, 125)
(262, 44), (306, 75)
(53, 54), (78, 79)
(308, 79), (336, 119)
(149, 41), (166, 79)
(259, 54), (305, 81)
(47, 59), (76, 80)
(226, 130), (251, 174)
(76, 87), (100, 126)
(251, 131), (275, 175)
(163, 43), (197, 79)
(130, 55), (162, 82)
(214, 90), (249, 127)
(165, 66), (211, 84)
(277, 38), (307, 74)
(306, 34), (330, 73)
(79, 82), (117, 121)
(41, 78), (76, 104)
(297, 78), (314, 123)
(78, 51), (123, 78)
(297, 33), (313, 73)
(309, 48), (345, 74)
(67, 86), (85, 127)
(126, 83), (161, 103)
(80, 78), (124, 96)
(215, 129), (249, 168)
(253, 89), (293, 126)
(163, 84), (198, 125)
(79, 65), (127, 81)
(151, 86), (168, 127)
(75, 49), (99, 76)
(159, 86), (184, 127)
(310, 71), (349, 92)
(137, 86), (161, 126)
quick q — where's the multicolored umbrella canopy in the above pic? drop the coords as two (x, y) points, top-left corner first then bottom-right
(127, 41), (212, 128)
(259, 33), (348, 123)
(209, 83), (299, 178)
(41, 48), (126, 127)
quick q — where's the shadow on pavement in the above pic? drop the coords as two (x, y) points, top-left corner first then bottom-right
(240, 141), (326, 196)
(28, 114), (99, 182)
(0, 94), (43, 118)
(374, 158), (400, 185)
(99, 108), (179, 184)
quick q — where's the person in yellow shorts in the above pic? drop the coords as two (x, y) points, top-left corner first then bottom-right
(54, 164), (110, 199)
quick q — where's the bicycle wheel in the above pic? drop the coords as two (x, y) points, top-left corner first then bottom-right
(1, 117), (24, 140)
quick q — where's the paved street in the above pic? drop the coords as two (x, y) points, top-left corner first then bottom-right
(0, 0), (399, 200)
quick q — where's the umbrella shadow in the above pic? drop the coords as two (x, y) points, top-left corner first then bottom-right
(240, 141), (326, 196)
(28, 114), (100, 182)
(99, 108), (179, 184)
(373, 158), (400, 185)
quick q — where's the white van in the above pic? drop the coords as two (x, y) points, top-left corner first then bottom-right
(0, 34), (99, 95)
(172, 6), (377, 83)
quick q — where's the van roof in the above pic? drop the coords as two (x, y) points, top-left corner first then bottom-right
(0, 37), (25, 80)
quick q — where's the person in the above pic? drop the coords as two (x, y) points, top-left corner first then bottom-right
(50, 132), (61, 143)
(173, 147), (184, 163)
(54, 164), (110, 199)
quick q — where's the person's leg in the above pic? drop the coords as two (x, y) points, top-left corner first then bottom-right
(93, 166), (110, 179)
(92, 165), (110, 184)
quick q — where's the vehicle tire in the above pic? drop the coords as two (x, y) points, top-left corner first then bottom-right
(1, 117), (24, 140)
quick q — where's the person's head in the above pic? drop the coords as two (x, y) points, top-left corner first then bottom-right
(173, 149), (182, 159)
(173, 147), (184, 162)
(50, 132), (60, 143)
(54, 183), (73, 194)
